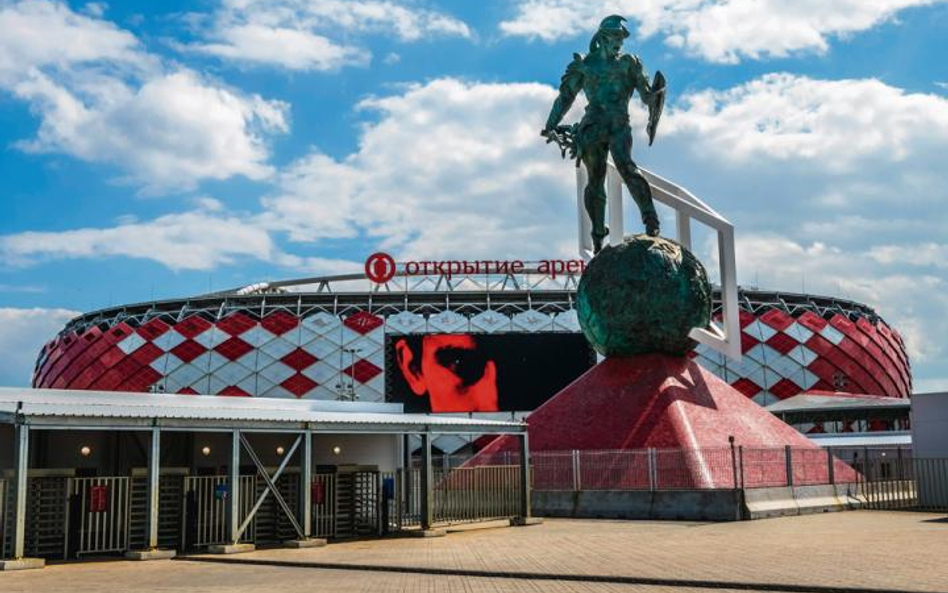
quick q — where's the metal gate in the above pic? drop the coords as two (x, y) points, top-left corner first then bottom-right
(0, 478), (7, 559)
(69, 477), (131, 557)
(129, 473), (186, 551)
(861, 457), (948, 511)
(26, 475), (69, 559)
(184, 475), (256, 548)
(333, 470), (379, 538)
(311, 473), (336, 538)
(251, 471), (300, 544)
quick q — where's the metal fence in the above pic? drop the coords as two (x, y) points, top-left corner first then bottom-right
(0, 479), (7, 559)
(434, 465), (521, 524)
(311, 473), (337, 538)
(527, 446), (870, 491)
(184, 475), (257, 548)
(523, 446), (948, 511)
(70, 477), (131, 556)
(400, 464), (523, 527)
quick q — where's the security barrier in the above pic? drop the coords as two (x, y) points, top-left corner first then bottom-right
(0, 479), (7, 559)
(70, 477), (131, 557)
(184, 475), (257, 548)
(311, 473), (337, 538)
(434, 466), (521, 524)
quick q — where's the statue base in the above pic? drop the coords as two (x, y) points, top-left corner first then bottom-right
(473, 353), (851, 489)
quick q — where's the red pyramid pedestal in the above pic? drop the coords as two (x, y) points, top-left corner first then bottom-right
(474, 353), (851, 489)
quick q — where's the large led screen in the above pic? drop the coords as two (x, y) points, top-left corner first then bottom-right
(385, 333), (596, 413)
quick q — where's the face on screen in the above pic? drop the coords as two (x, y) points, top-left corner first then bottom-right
(394, 334), (499, 412)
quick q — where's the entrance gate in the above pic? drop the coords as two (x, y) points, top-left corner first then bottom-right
(183, 475), (256, 549)
(129, 473), (187, 551)
(69, 477), (131, 557)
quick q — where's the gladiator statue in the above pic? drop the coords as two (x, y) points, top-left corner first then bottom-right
(542, 15), (666, 253)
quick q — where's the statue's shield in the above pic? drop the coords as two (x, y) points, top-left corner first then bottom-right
(647, 70), (666, 146)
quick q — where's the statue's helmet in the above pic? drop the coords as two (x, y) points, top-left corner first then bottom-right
(590, 15), (629, 52)
(597, 15), (630, 39)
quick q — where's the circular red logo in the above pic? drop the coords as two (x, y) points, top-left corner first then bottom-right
(365, 252), (396, 284)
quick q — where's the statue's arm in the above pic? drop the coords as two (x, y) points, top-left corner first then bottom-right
(629, 55), (654, 105)
(544, 54), (584, 131)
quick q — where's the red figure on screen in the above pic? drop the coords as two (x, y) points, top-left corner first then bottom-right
(394, 334), (499, 412)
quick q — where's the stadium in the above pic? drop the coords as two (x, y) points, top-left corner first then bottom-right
(31, 263), (912, 455)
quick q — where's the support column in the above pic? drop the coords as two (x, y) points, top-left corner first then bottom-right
(147, 427), (160, 549)
(12, 424), (29, 559)
(402, 434), (412, 522)
(300, 431), (312, 538)
(208, 429), (255, 554)
(1, 423), (43, 570)
(519, 432), (531, 519)
(420, 432), (433, 531)
(511, 431), (540, 527)
(228, 429), (241, 544)
(126, 427), (175, 560)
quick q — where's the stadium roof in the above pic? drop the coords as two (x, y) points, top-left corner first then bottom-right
(0, 388), (525, 434)
(807, 432), (912, 447)
(766, 391), (910, 414)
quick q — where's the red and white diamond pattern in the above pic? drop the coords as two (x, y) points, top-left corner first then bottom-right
(693, 308), (911, 405)
(34, 304), (911, 410)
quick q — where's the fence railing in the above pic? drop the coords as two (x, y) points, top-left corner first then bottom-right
(398, 464), (523, 527)
(434, 465), (521, 524)
(522, 446), (892, 491)
(184, 475), (257, 548)
(70, 476), (131, 556)
(0, 479), (6, 559)
(515, 446), (948, 511)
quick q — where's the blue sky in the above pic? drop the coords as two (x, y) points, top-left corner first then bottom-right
(1, 0), (947, 390)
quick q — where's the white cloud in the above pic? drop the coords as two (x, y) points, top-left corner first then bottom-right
(0, 0), (149, 84)
(13, 70), (288, 192)
(0, 308), (79, 386)
(190, 0), (471, 70)
(260, 78), (578, 259)
(0, 211), (283, 271)
(500, 0), (942, 63)
(665, 74), (948, 170)
(868, 243), (948, 268)
(0, 0), (288, 192)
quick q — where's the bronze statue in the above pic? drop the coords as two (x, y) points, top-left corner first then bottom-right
(542, 15), (666, 253)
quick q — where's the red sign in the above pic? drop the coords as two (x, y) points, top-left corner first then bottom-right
(365, 252), (396, 284)
(89, 485), (108, 513)
(364, 254), (586, 284)
(312, 480), (325, 505)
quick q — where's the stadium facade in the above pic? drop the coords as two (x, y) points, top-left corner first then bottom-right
(31, 265), (911, 453)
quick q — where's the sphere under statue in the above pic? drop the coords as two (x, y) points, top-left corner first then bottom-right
(577, 235), (712, 357)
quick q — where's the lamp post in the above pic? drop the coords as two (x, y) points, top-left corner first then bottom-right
(335, 347), (361, 401)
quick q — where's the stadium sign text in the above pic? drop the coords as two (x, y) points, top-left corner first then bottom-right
(365, 252), (586, 284)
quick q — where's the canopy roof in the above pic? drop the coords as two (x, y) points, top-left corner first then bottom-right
(0, 387), (524, 434)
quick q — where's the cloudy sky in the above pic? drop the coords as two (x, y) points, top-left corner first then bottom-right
(1, 0), (946, 391)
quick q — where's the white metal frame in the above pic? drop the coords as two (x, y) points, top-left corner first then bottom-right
(577, 164), (741, 360)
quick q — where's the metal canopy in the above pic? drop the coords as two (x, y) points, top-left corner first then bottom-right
(0, 388), (525, 434)
(766, 392), (910, 415)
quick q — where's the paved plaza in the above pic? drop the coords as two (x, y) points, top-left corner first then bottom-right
(2, 511), (946, 593)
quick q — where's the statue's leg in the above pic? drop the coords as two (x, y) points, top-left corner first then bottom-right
(582, 143), (609, 253)
(610, 128), (660, 237)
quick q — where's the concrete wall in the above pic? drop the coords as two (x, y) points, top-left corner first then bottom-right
(533, 490), (744, 522)
(741, 484), (868, 519)
(911, 391), (948, 458)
